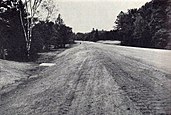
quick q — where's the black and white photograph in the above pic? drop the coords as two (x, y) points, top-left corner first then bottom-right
(0, 0), (171, 114)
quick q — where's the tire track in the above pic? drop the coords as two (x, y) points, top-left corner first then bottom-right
(57, 57), (88, 115)
(101, 48), (171, 115)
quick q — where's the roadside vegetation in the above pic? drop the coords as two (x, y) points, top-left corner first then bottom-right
(0, 0), (75, 61)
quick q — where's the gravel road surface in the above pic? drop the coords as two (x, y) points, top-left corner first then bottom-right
(0, 41), (171, 115)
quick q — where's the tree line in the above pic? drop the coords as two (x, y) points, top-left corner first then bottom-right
(75, 0), (171, 49)
(0, 0), (75, 61)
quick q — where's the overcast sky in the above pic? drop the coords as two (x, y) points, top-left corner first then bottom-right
(54, 0), (151, 33)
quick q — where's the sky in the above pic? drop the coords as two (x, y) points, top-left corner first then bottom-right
(54, 0), (151, 33)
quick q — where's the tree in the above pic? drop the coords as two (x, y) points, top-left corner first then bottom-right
(134, 2), (153, 47)
(0, 18), (8, 59)
(55, 14), (64, 25)
(0, 0), (28, 60)
(54, 14), (71, 48)
(153, 29), (169, 49)
(18, 0), (42, 58)
(133, 13), (152, 47)
(0, 0), (12, 59)
(115, 9), (137, 45)
(32, 20), (54, 52)
(150, 0), (169, 48)
(93, 29), (99, 42)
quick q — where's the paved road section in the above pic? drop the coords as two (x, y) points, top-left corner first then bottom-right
(0, 42), (171, 115)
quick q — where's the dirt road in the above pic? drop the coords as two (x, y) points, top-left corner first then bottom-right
(0, 41), (171, 115)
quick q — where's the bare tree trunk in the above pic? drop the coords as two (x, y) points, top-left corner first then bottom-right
(19, 8), (30, 59)
(18, 0), (43, 59)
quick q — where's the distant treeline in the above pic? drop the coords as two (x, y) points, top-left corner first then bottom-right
(0, 0), (74, 61)
(76, 29), (119, 42)
(76, 0), (171, 49)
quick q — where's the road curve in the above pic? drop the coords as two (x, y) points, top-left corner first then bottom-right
(0, 42), (171, 115)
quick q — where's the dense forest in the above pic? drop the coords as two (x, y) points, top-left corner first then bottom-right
(76, 0), (171, 49)
(0, 0), (75, 61)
